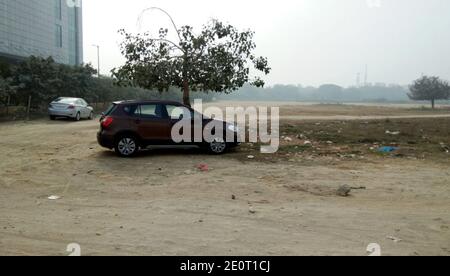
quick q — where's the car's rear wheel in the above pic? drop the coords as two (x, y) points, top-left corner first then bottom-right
(115, 136), (139, 157)
(208, 137), (227, 154)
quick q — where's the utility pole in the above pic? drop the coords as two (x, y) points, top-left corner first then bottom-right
(92, 44), (100, 77)
(364, 64), (368, 86)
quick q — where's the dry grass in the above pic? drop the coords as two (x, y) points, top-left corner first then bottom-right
(231, 117), (450, 163)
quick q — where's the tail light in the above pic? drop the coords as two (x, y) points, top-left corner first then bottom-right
(101, 116), (114, 128)
(67, 105), (75, 110)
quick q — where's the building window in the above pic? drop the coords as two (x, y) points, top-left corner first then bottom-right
(55, 25), (63, 48)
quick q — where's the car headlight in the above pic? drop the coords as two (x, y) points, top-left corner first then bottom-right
(228, 124), (239, 133)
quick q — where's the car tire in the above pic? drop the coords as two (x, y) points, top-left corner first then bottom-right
(115, 135), (139, 157)
(74, 112), (81, 121)
(208, 137), (227, 155)
(88, 112), (94, 120)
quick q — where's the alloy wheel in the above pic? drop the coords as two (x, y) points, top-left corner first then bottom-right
(117, 138), (137, 156)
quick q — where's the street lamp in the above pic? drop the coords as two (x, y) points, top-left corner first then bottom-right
(92, 44), (100, 77)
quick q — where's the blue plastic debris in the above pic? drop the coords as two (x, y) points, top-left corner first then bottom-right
(378, 146), (398, 153)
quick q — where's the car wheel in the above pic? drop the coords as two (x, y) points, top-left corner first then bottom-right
(88, 112), (94, 120)
(115, 136), (139, 157)
(208, 137), (227, 154)
(74, 112), (81, 121)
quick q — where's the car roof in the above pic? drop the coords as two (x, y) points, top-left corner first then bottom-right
(113, 100), (187, 106)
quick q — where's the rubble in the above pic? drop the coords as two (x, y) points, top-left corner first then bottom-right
(386, 130), (401, 135)
(386, 236), (402, 243)
(337, 185), (352, 197)
(440, 143), (449, 153)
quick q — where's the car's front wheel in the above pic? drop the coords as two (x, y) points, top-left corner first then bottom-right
(88, 112), (94, 120)
(115, 136), (139, 157)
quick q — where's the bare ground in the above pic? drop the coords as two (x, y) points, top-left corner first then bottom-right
(0, 104), (449, 256)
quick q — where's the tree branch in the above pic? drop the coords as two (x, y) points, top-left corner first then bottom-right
(138, 7), (183, 43)
(148, 38), (185, 53)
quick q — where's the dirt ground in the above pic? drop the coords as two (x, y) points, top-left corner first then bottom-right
(0, 103), (449, 256)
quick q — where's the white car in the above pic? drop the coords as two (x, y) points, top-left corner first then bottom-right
(48, 97), (94, 121)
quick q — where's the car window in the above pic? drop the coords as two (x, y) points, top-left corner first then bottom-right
(123, 105), (138, 115)
(54, 98), (76, 104)
(135, 104), (163, 119)
(165, 105), (192, 120)
(80, 99), (88, 106)
(104, 104), (117, 116)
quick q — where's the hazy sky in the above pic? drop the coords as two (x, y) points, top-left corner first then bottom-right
(83, 0), (450, 87)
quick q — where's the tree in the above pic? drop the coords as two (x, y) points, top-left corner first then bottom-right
(112, 13), (271, 106)
(11, 56), (97, 107)
(0, 76), (15, 105)
(408, 76), (450, 109)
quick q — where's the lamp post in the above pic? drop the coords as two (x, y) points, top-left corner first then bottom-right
(92, 44), (100, 77)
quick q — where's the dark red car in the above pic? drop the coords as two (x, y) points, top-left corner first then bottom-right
(97, 100), (240, 157)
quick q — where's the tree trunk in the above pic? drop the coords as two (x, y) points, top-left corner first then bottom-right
(26, 95), (31, 121)
(431, 98), (435, 109)
(183, 79), (191, 107)
(6, 95), (10, 116)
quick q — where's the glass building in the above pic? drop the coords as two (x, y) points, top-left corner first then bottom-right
(0, 0), (83, 65)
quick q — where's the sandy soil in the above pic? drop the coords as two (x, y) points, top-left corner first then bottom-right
(0, 106), (449, 256)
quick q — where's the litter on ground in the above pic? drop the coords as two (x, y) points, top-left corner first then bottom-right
(196, 164), (209, 172)
(378, 146), (398, 153)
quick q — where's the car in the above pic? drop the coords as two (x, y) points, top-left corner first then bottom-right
(97, 100), (241, 157)
(48, 97), (94, 121)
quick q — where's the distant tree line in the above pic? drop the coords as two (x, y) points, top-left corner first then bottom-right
(217, 83), (411, 103)
(218, 79), (450, 106)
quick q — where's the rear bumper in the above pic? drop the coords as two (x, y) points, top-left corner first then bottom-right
(97, 131), (115, 149)
(48, 109), (76, 118)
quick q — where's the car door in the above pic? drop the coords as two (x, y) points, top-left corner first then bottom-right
(74, 100), (83, 117)
(135, 104), (172, 144)
(164, 104), (198, 144)
(79, 99), (89, 118)
(81, 99), (91, 118)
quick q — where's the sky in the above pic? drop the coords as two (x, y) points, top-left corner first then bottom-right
(82, 0), (450, 87)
